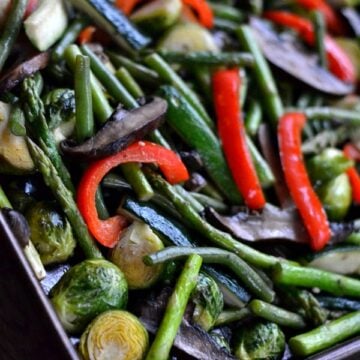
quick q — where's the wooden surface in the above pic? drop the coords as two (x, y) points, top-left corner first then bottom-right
(0, 213), (79, 360)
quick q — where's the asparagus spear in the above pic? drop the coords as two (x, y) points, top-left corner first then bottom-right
(22, 76), (75, 193)
(146, 254), (203, 360)
(214, 308), (251, 326)
(289, 311), (360, 356)
(144, 246), (275, 303)
(27, 138), (103, 260)
(249, 299), (307, 329)
(145, 170), (293, 269)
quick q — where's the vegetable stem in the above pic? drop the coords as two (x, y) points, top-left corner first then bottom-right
(115, 67), (144, 99)
(144, 247), (275, 302)
(146, 254), (203, 360)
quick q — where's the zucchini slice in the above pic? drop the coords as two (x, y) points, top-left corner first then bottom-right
(304, 246), (360, 275)
(158, 23), (219, 52)
(24, 0), (68, 51)
(69, 0), (151, 52)
(0, 102), (34, 174)
(131, 0), (182, 34)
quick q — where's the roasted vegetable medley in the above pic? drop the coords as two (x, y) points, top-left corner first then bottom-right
(1, 0), (360, 359)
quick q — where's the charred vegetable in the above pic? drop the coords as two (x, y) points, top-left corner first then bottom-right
(61, 97), (167, 159)
(233, 321), (286, 360)
(79, 310), (149, 360)
(26, 201), (76, 265)
(50, 259), (128, 334)
(109, 221), (164, 289)
(191, 272), (224, 331)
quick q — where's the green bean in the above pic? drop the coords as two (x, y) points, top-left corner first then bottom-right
(247, 135), (275, 188)
(144, 246), (275, 302)
(121, 163), (154, 201)
(0, 0), (27, 71)
(236, 26), (284, 125)
(174, 186), (204, 213)
(75, 55), (94, 143)
(115, 67), (144, 99)
(81, 45), (138, 109)
(27, 138), (103, 260)
(213, 18), (238, 32)
(52, 17), (89, 61)
(191, 66), (212, 103)
(145, 170), (291, 270)
(64, 45), (112, 124)
(209, 2), (245, 22)
(146, 254), (203, 360)
(303, 107), (360, 126)
(191, 192), (228, 213)
(273, 262), (360, 298)
(289, 311), (360, 356)
(201, 182), (225, 201)
(214, 308), (251, 326)
(245, 99), (262, 137)
(148, 130), (171, 149)
(145, 53), (214, 129)
(249, 299), (307, 329)
(312, 11), (328, 70)
(159, 51), (254, 67)
(107, 51), (160, 85)
(9, 104), (26, 137)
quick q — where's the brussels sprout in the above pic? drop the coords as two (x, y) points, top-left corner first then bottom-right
(50, 259), (128, 334)
(191, 272), (224, 331)
(109, 221), (164, 289)
(234, 321), (285, 360)
(307, 148), (353, 185)
(26, 201), (76, 265)
(43, 88), (75, 129)
(79, 310), (148, 360)
(318, 174), (352, 221)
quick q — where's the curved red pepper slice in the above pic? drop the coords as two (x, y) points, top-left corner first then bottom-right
(295, 0), (346, 36)
(264, 11), (356, 84)
(181, 0), (214, 29)
(77, 141), (189, 248)
(212, 68), (265, 210)
(344, 144), (360, 204)
(278, 112), (331, 251)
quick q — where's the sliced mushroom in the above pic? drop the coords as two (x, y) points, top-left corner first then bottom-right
(0, 52), (50, 93)
(250, 17), (353, 96)
(61, 97), (167, 159)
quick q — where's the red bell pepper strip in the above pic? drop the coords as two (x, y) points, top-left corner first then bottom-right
(77, 26), (96, 45)
(24, 0), (38, 18)
(344, 144), (360, 204)
(77, 141), (189, 248)
(181, 0), (214, 29)
(115, 0), (143, 15)
(278, 112), (331, 251)
(295, 0), (346, 36)
(344, 143), (360, 161)
(264, 11), (356, 84)
(212, 68), (265, 210)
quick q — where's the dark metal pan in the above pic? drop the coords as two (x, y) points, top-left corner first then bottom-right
(0, 210), (359, 360)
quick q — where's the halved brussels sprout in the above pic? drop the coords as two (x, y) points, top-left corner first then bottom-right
(26, 201), (76, 265)
(234, 321), (285, 360)
(191, 272), (224, 331)
(50, 259), (128, 334)
(79, 310), (148, 360)
(109, 221), (164, 289)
